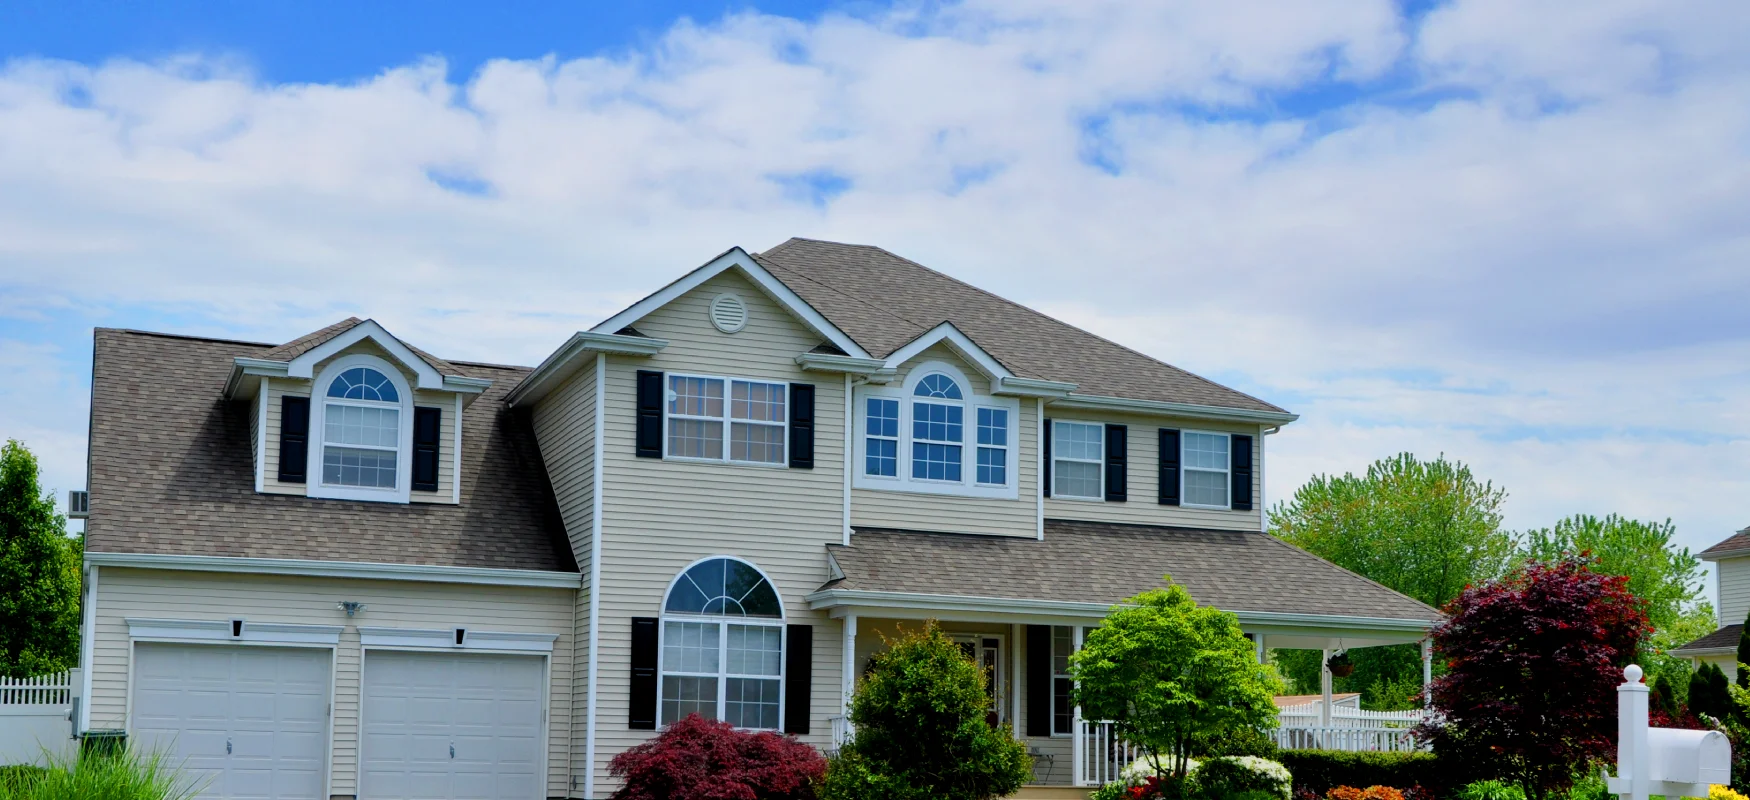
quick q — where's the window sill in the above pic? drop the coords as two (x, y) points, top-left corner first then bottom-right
(662, 455), (790, 470)
(852, 477), (1019, 501)
(1049, 494), (1104, 503)
(1181, 502), (1234, 511)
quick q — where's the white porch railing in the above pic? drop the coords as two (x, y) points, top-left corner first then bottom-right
(1073, 719), (1145, 787)
(1276, 702), (1425, 729)
(1272, 726), (1421, 752)
(828, 715), (849, 756)
(0, 669), (73, 705)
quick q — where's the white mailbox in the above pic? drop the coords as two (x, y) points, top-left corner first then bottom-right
(1608, 665), (1732, 800)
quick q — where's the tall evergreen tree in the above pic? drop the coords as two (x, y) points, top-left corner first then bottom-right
(0, 440), (81, 676)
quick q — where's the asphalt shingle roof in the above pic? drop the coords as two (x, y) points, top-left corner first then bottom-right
(85, 328), (573, 571)
(257, 317), (470, 378)
(825, 520), (1442, 621)
(1677, 624), (1744, 652)
(1703, 528), (1750, 557)
(754, 238), (1284, 413)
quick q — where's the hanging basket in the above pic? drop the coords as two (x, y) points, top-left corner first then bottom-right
(1326, 652), (1355, 678)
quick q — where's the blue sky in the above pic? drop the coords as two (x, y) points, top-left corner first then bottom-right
(1, 0), (1747, 599)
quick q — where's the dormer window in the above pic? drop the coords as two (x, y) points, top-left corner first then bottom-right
(306, 354), (416, 502)
(853, 361), (1019, 499)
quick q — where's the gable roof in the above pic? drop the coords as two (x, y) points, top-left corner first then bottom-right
(823, 520), (1441, 623)
(752, 238), (1284, 414)
(259, 317), (470, 379)
(1675, 623), (1743, 654)
(1702, 527), (1750, 559)
(85, 328), (573, 572)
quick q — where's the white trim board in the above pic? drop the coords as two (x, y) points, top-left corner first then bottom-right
(85, 551), (584, 589)
(590, 247), (872, 360)
(503, 331), (667, 408)
(1047, 393), (1299, 426)
(878, 322), (1012, 384)
(126, 617), (344, 645)
(357, 627), (559, 653)
(288, 319), (445, 390)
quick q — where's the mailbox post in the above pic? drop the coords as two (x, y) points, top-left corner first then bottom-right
(1607, 665), (1731, 800)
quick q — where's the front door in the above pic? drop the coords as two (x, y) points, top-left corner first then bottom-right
(951, 635), (1004, 728)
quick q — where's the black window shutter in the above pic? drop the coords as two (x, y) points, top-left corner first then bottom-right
(412, 406), (442, 491)
(1104, 424), (1128, 502)
(629, 617), (659, 729)
(1042, 419), (1053, 498)
(1158, 428), (1181, 506)
(635, 371), (664, 459)
(277, 395), (309, 483)
(788, 384), (815, 469)
(1025, 625), (1051, 737)
(1231, 434), (1254, 511)
(784, 624), (813, 734)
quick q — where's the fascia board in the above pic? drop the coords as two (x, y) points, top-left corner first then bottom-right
(994, 376), (1078, 398)
(85, 551), (583, 589)
(505, 331), (669, 408)
(881, 322), (1013, 382)
(287, 320), (446, 390)
(794, 353), (888, 374)
(1049, 393), (1300, 426)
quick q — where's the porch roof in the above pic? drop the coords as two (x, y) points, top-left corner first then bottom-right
(813, 521), (1441, 646)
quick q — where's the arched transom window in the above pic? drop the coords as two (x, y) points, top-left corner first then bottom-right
(660, 557), (784, 730)
(320, 365), (403, 490)
(853, 362), (1020, 499)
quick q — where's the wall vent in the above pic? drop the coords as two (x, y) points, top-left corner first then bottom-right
(67, 490), (89, 520)
(709, 293), (748, 334)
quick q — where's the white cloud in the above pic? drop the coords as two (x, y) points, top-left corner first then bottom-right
(0, 0), (1746, 588)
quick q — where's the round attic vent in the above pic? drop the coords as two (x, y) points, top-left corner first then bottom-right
(709, 293), (748, 333)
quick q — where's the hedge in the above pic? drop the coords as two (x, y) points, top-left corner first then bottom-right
(1277, 750), (1469, 796)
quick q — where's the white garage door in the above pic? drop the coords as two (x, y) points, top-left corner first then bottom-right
(132, 643), (331, 800)
(360, 651), (546, 800)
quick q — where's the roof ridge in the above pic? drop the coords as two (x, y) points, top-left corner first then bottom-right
(98, 327), (276, 348)
(770, 239), (1285, 413)
(756, 243), (934, 335)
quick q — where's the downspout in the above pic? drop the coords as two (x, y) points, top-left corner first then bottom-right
(584, 353), (605, 798)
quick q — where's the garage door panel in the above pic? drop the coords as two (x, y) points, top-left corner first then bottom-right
(361, 651), (545, 800)
(132, 643), (330, 800)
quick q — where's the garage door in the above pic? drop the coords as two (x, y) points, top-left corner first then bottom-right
(132, 643), (331, 800)
(359, 651), (545, 800)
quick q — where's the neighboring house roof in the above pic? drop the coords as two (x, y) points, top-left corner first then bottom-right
(824, 520), (1442, 622)
(257, 316), (470, 378)
(753, 238), (1284, 414)
(1675, 624), (1744, 654)
(85, 328), (573, 572)
(1702, 527), (1750, 558)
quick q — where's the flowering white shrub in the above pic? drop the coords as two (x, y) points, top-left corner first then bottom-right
(1121, 754), (1198, 782)
(1191, 755), (1292, 800)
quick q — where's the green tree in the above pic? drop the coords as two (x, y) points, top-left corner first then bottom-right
(1269, 453), (1515, 705)
(1070, 581), (1280, 779)
(0, 439), (81, 677)
(1739, 613), (1750, 689)
(821, 623), (1031, 800)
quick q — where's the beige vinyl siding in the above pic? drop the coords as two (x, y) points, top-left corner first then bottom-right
(586, 269), (848, 797)
(527, 359), (599, 790)
(850, 399), (1038, 537)
(257, 347), (463, 502)
(850, 345), (1037, 537)
(1717, 556), (1750, 625)
(88, 567), (576, 797)
(1043, 411), (1264, 532)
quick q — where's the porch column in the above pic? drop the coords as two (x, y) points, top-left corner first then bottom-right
(842, 613), (858, 718)
(1254, 633), (1266, 665)
(1421, 638), (1433, 700)
(1319, 647), (1333, 728)
(1010, 623), (1022, 741)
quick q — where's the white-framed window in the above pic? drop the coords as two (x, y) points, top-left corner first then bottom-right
(659, 557), (785, 730)
(665, 373), (788, 466)
(1050, 625), (1096, 736)
(1051, 421), (1104, 500)
(309, 354), (413, 503)
(1181, 431), (1231, 508)
(852, 361), (1020, 499)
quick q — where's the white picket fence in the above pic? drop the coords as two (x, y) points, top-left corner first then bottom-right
(1276, 702), (1425, 729)
(0, 669), (80, 766)
(0, 670), (75, 705)
(1271, 726), (1422, 752)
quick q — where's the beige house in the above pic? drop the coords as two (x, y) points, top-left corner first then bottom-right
(76, 238), (1440, 800)
(1674, 527), (1750, 681)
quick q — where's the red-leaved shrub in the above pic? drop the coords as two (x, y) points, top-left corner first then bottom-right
(607, 713), (825, 800)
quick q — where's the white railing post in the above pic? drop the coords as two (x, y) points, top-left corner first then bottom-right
(1618, 664), (1650, 800)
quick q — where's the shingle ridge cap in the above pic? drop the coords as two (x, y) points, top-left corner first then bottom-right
(99, 327), (276, 348)
(750, 248), (932, 345)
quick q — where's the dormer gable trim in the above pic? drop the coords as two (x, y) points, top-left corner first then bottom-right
(288, 319), (445, 390)
(504, 331), (669, 408)
(876, 322), (1010, 384)
(589, 247), (872, 361)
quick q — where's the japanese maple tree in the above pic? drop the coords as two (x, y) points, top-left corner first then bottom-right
(608, 713), (825, 800)
(1417, 555), (1649, 800)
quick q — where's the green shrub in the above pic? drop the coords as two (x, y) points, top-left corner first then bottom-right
(1089, 782), (1131, 800)
(1456, 780), (1526, 800)
(1193, 756), (1292, 800)
(820, 623), (1031, 800)
(0, 749), (197, 800)
(1562, 775), (1609, 800)
(1276, 750), (1461, 797)
(1198, 725), (1282, 759)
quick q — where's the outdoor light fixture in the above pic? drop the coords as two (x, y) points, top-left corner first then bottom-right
(337, 601), (367, 617)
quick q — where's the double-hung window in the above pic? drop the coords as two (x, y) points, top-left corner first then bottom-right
(666, 374), (787, 465)
(1049, 625), (1097, 736)
(865, 398), (900, 477)
(1052, 421), (1104, 499)
(911, 374), (964, 482)
(1182, 431), (1230, 508)
(976, 408), (1008, 486)
(660, 557), (785, 730)
(321, 366), (401, 490)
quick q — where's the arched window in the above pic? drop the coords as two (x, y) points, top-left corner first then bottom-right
(659, 557), (784, 730)
(853, 361), (1018, 498)
(910, 373), (964, 481)
(319, 364), (403, 490)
